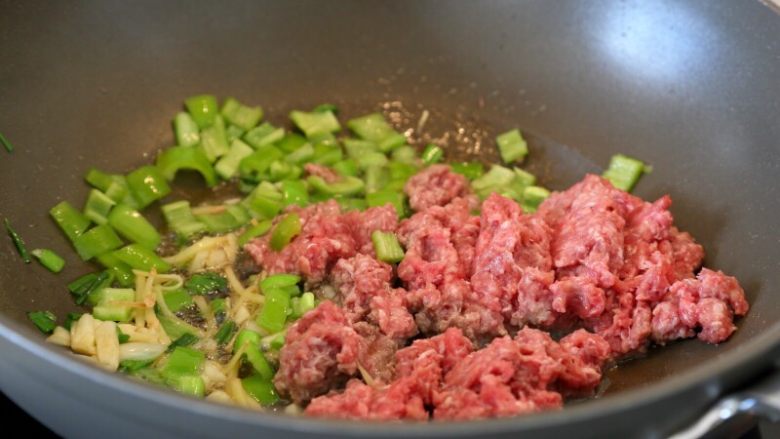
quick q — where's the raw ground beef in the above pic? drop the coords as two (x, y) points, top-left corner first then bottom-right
(274, 301), (362, 404)
(252, 169), (749, 420)
(245, 201), (397, 283)
(404, 164), (476, 212)
(304, 163), (341, 183)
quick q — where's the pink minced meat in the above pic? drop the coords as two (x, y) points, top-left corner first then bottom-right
(304, 163), (341, 183)
(434, 328), (610, 420)
(262, 172), (749, 420)
(471, 194), (557, 328)
(651, 268), (748, 344)
(330, 254), (417, 341)
(306, 328), (474, 420)
(404, 164), (474, 212)
(274, 301), (362, 403)
(244, 201), (397, 283)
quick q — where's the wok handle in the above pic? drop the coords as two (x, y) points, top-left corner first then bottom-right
(669, 369), (780, 439)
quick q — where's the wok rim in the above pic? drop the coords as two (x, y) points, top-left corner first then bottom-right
(2, 313), (778, 436)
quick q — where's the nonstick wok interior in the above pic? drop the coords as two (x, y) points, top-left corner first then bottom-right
(1, 1), (779, 437)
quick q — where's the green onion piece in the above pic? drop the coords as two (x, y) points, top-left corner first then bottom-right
(337, 197), (367, 212)
(173, 112), (200, 147)
(239, 145), (284, 182)
(83, 189), (116, 225)
(332, 159), (359, 177)
(421, 144), (444, 165)
(214, 320), (237, 346)
(347, 113), (405, 152)
(313, 103), (338, 114)
(257, 288), (291, 333)
(311, 145), (343, 166)
(260, 332), (286, 351)
(156, 145), (218, 187)
(161, 200), (206, 238)
(166, 333), (199, 353)
(602, 154), (647, 192)
(73, 224), (123, 261)
(366, 190), (406, 218)
(260, 274), (300, 292)
(496, 129), (528, 164)
(164, 289), (193, 312)
(268, 161), (301, 182)
(108, 204), (161, 250)
(307, 175), (365, 197)
(284, 143), (315, 165)
(234, 328), (260, 351)
(472, 164), (515, 193)
(31, 248), (65, 273)
(364, 165), (388, 194)
(50, 201), (91, 242)
(235, 329), (275, 379)
(221, 98), (263, 131)
(184, 272), (227, 295)
(242, 193), (284, 219)
(113, 244), (170, 272)
(388, 162), (418, 182)
(513, 167), (537, 187)
(95, 253), (135, 287)
(243, 122), (285, 149)
(391, 145), (418, 164)
(356, 151), (388, 170)
(184, 94), (218, 129)
(280, 181), (308, 207)
(68, 271), (110, 305)
(93, 288), (135, 322)
(290, 110), (340, 138)
(522, 186), (551, 213)
(270, 213), (301, 251)
(451, 162), (485, 180)
(116, 327), (130, 343)
(292, 291), (316, 318)
(200, 115), (230, 162)
(225, 124), (245, 143)
(244, 344), (274, 380)
(210, 298), (226, 315)
(215, 139), (254, 180)
(371, 231), (405, 263)
(4, 218), (31, 263)
(238, 220), (272, 246)
(0, 131), (14, 153)
(195, 204), (250, 233)
(28, 311), (56, 334)
(276, 133), (307, 153)
(163, 346), (205, 375)
(242, 375), (280, 406)
(119, 359), (154, 373)
(63, 312), (82, 330)
(84, 168), (115, 192)
(126, 166), (171, 209)
(165, 375), (206, 398)
(343, 139), (377, 159)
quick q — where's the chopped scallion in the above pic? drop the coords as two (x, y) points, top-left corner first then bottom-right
(4, 218), (31, 263)
(371, 231), (405, 263)
(31, 248), (65, 273)
(28, 311), (56, 334)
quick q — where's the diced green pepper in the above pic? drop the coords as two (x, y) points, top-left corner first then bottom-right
(113, 244), (171, 272)
(73, 224), (123, 261)
(270, 213), (301, 251)
(184, 94), (219, 129)
(256, 288), (291, 334)
(496, 129), (528, 164)
(221, 98), (263, 131)
(126, 166), (171, 209)
(108, 204), (161, 250)
(173, 112), (200, 147)
(602, 154), (646, 192)
(156, 145), (218, 187)
(371, 231), (405, 263)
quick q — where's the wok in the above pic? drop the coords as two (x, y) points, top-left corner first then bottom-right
(1, 1), (779, 437)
